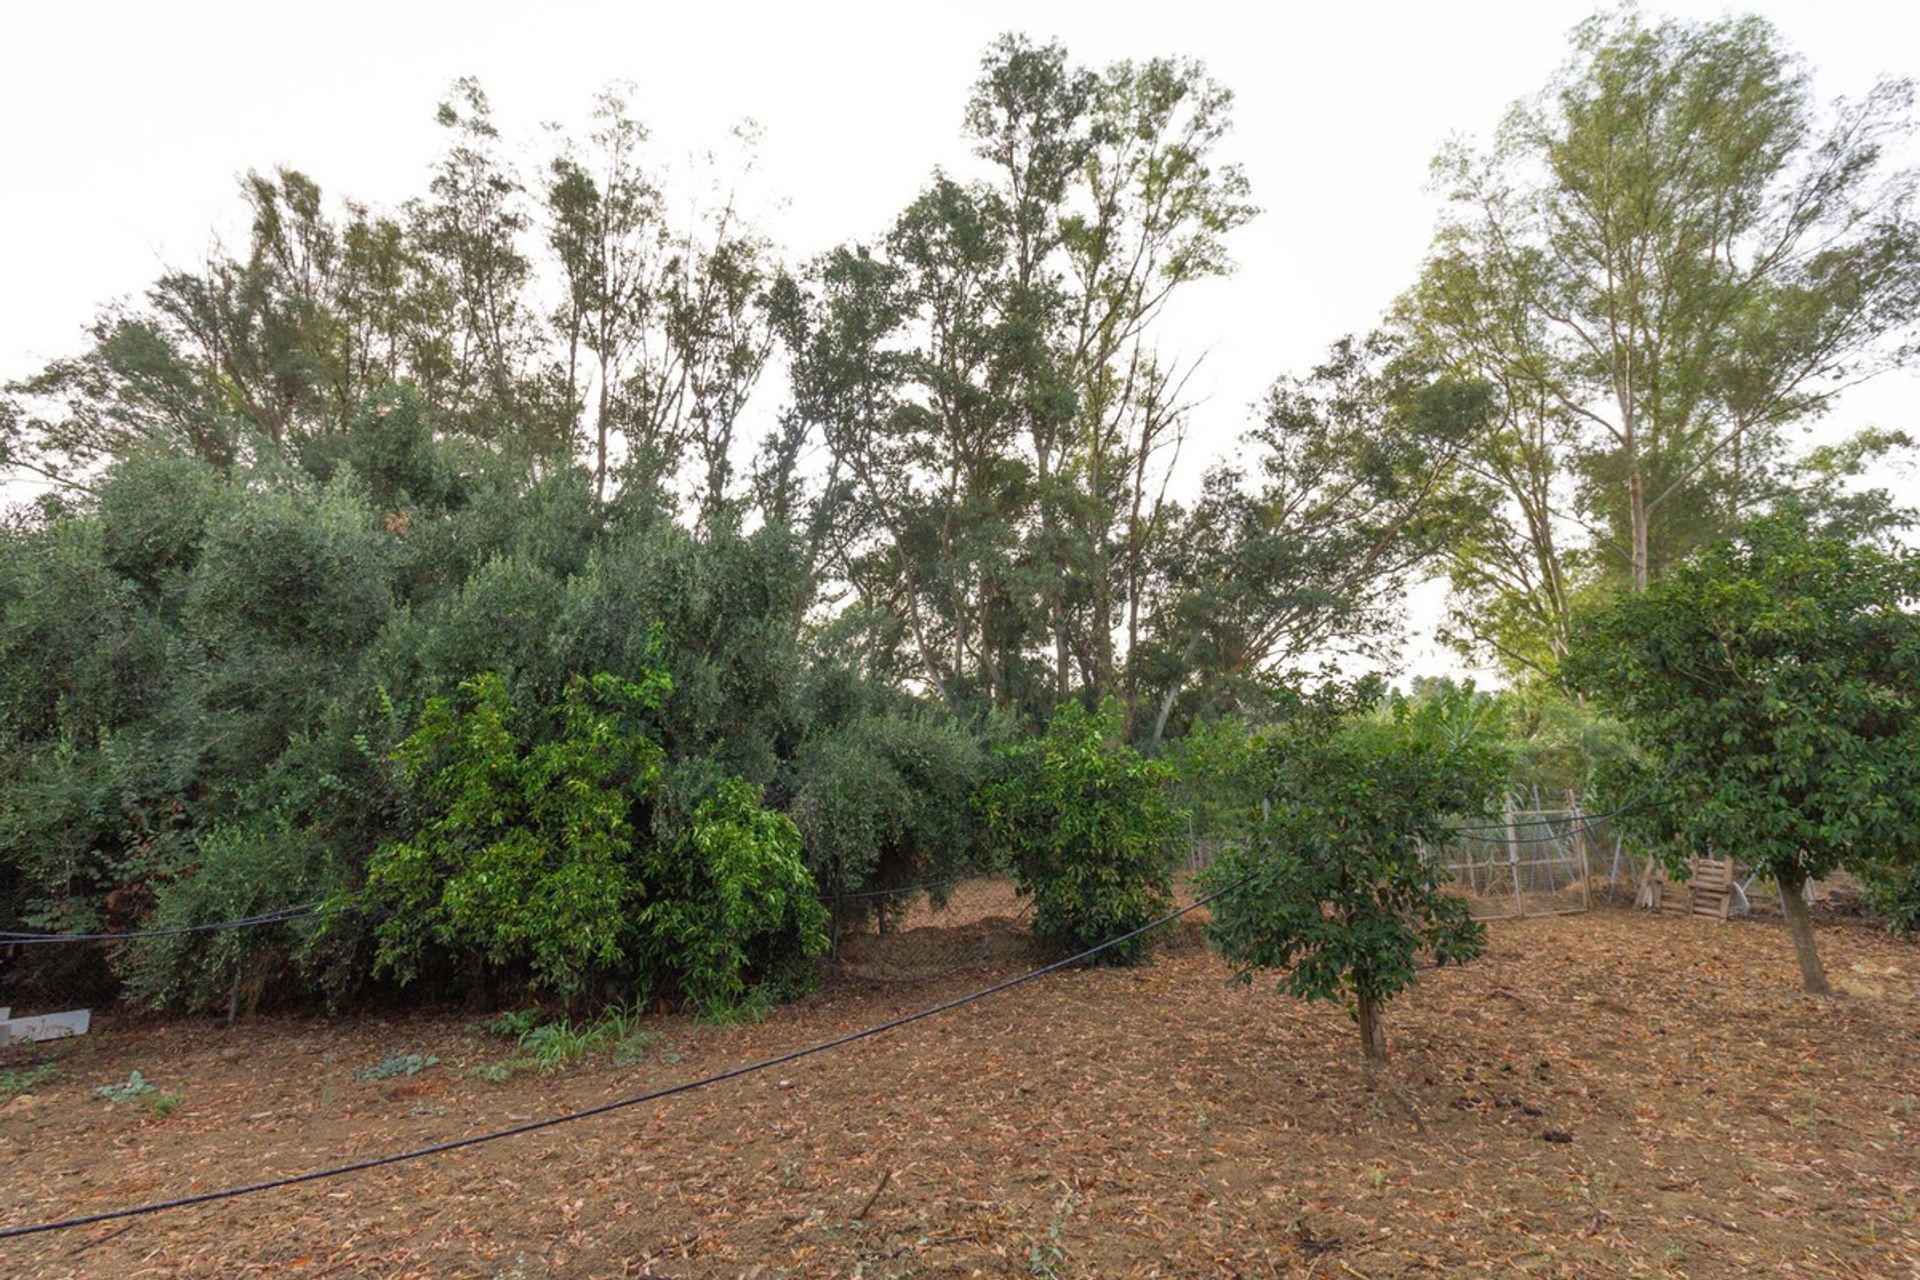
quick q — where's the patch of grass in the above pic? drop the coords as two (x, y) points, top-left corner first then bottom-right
(94, 1070), (181, 1117)
(483, 1009), (542, 1039)
(355, 1052), (440, 1081)
(1, 1064), (57, 1100)
(698, 985), (778, 1026)
(476, 1003), (657, 1075)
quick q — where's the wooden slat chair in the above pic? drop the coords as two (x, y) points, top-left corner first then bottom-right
(1687, 857), (1734, 921)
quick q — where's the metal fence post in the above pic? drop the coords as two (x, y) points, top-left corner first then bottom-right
(1505, 795), (1524, 917)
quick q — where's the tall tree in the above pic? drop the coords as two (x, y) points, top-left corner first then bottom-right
(412, 78), (540, 446)
(1137, 336), (1486, 746)
(789, 35), (1254, 718)
(1406, 8), (1920, 669)
(547, 85), (666, 501)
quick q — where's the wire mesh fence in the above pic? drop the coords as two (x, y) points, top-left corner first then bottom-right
(1430, 805), (1602, 920)
(0, 902), (323, 1036)
(824, 876), (1036, 984)
(821, 871), (1221, 985)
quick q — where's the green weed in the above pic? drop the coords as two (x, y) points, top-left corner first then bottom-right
(1, 1064), (57, 1100)
(94, 1070), (181, 1117)
(478, 1004), (656, 1073)
(355, 1052), (439, 1080)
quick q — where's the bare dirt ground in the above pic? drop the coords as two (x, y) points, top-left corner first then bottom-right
(2, 893), (1916, 1279)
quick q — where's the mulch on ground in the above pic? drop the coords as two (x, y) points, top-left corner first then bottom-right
(2, 901), (1916, 1278)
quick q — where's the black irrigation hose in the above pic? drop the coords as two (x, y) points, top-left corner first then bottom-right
(0, 904), (319, 946)
(1442, 823), (1600, 849)
(1445, 770), (1678, 837)
(0, 878), (1248, 1242)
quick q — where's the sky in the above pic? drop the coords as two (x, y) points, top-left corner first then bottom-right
(2, 0), (1916, 678)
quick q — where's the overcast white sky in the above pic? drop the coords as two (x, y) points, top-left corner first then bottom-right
(3, 0), (1916, 677)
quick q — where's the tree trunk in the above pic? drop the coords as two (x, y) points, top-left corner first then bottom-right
(1148, 634), (1203, 750)
(594, 356), (611, 503)
(1355, 989), (1388, 1062)
(1777, 869), (1832, 996)
(1628, 471), (1650, 593)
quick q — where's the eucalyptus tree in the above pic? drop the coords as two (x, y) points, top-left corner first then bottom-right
(788, 35), (1253, 716)
(1136, 335), (1487, 746)
(546, 85), (668, 500)
(1054, 53), (1254, 700)
(335, 200), (455, 407)
(782, 241), (966, 702)
(669, 191), (782, 525)
(1406, 8), (1920, 668)
(4, 304), (240, 488)
(411, 77), (542, 446)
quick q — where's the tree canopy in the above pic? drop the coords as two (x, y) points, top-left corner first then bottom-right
(1563, 512), (1920, 994)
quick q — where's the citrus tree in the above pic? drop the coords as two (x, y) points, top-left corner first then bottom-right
(978, 700), (1181, 964)
(1563, 513), (1920, 994)
(365, 667), (826, 1009)
(1202, 686), (1506, 1061)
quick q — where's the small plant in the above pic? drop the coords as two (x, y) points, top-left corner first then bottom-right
(1027, 1190), (1077, 1278)
(355, 1052), (440, 1081)
(1, 1064), (57, 1100)
(484, 1008), (542, 1039)
(518, 1020), (598, 1070)
(464, 1060), (525, 1084)
(481, 1004), (656, 1072)
(696, 985), (775, 1027)
(1203, 684), (1506, 1062)
(94, 1070), (182, 1117)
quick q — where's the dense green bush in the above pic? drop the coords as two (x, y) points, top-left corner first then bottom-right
(1162, 714), (1261, 853)
(637, 777), (829, 1018)
(365, 670), (667, 999)
(0, 409), (979, 1012)
(1202, 686), (1506, 1061)
(790, 711), (990, 899)
(119, 812), (341, 1013)
(978, 700), (1181, 964)
(363, 667), (825, 1011)
(1859, 862), (1920, 937)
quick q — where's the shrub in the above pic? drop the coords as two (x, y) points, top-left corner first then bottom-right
(1202, 685), (1506, 1061)
(119, 811), (339, 1013)
(636, 778), (830, 1018)
(789, 711), (988, 899)
(1859, 861), (1920, 938)
(978, 700), (1181, 964)
(1162, 715), (1262, 856)
(365, 669), (669, 999)
(365, 667), (827, 1013)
